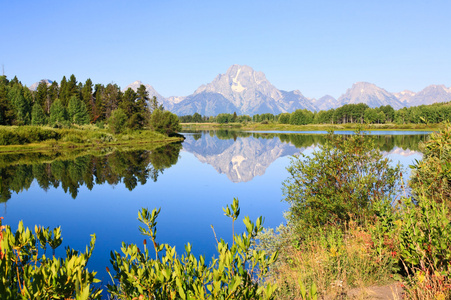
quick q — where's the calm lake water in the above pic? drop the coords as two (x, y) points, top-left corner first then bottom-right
(0, 130), (430, 291)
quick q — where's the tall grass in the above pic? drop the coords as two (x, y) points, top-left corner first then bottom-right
(0, 125), (177, 148)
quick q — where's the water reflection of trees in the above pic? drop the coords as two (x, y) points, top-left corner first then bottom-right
(250, 132), (427, 152)
(184, 130), (428, 153)
(0, 143), (182, 203)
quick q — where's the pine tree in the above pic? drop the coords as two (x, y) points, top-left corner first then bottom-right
(120, 88), (137, 118)
(47, 81), (59, 114)
(132, 85), (150, 129)
(149, 96), (163, 113)
(104, 83), (121, 119)
(31, 102), (46, 125)
(35, 81), (49, 111)
(68, 96), (89, 125)
(81, 78), (94, 121)
(59, 76), (69, 107)
(49, 99), (67, 124)
(94, 84), (105, 122)
(9, 85), (31, 125)
(0, 77), (14, 125)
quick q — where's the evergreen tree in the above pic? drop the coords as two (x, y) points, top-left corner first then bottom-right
(68, 96), (89, 125)
(9, 85), (31, 125)
(130, 84), (150, 129)
(59, 76), (68, 106)
(49, 99), (67, 124)
(35, 81), (49, 111)
(67, 74), (78, 97)
(120, 88), (137, 118)
(9, 76), (20, 86)
(94, 84), (105, 122)
(0, 76), (14, 125)
(46, 81), (59, 114)
(104, 83), (121, 119)
(148, 95), (163, 112)
(31, 102), (47, 125)
(81, 78), (94, 121)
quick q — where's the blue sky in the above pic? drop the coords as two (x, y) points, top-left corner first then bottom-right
(1, 0), (450, 99)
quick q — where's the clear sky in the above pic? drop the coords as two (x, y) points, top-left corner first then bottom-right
(1, 0), (450, 99)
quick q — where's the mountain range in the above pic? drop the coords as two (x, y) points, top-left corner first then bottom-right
(32, 65), (451, 116)
(125, 65), (451, 115)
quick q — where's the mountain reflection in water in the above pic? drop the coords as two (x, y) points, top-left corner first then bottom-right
(181, 130), (429, 183)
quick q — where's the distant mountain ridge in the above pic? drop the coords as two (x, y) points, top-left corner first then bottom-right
(30, 65), (451, 115)
(133, 65), (450, 115)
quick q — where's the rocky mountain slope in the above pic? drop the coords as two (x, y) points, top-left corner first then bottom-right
(170, 65), (315, 116)
(337, 82), (405, 110)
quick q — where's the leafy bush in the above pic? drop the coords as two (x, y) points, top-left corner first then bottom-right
(282, 130), (401, 230)
(0, 126), (60, 145)
(410, 123), (451, 206)
(0, 217), (101, 299)
(108, 108), (127, 134)
(107, 199), (278, 299)
(397, 197), (451, 272)
(150, 109), (182, 136)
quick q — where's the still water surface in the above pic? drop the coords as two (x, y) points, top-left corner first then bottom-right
(0, 130), (430, 288)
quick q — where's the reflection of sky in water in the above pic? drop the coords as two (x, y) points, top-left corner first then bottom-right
(1, 131), (428, 293)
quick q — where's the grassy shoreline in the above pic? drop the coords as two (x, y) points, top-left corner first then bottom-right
(182, 122), (442, 132)
(0, 125), (183, 154)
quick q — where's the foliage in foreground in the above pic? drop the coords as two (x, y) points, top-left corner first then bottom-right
(261, 127), (451, 299)
(283, 129), (401, 230)
(0, 217), (101, 299)
(1, 200), (278, 299)
(410, 122), (451, 207)
(107, 198), (278, 299)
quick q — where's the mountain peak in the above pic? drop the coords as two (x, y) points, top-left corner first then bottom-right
(338, 82), (404, 109)
(29, 79), (54, 91)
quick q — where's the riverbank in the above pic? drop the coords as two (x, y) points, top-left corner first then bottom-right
(181, 122), (443, 132)
(0, 125), (183, 154)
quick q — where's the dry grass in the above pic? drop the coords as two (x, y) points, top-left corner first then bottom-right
(262, 221), (397, 299)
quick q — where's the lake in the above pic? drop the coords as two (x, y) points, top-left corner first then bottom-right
(0, 130), (430, 291)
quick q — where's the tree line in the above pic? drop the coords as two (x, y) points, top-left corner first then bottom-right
(0, 75), (180, 134)
(179, 102), (451, 125)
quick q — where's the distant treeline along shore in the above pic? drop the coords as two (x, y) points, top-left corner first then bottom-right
(1, 74), (450, 127)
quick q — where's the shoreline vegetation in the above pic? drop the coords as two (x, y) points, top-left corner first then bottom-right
(0, 125), (183, 154)
(182, 122), (442, 132)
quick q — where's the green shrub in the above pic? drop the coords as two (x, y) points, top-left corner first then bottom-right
(0, 217), (101, 299)
(0, 126), (60, 145)
(410, 123), (451, 207)
(397, 197), (451, 272)
(62, 133), (85, 143)
(107, 199), (278, 299)
(95, 121), (105, 129)
(150, 109), (181, 136)
(282, 129), (401, 231)
(108, 108), (127, 134)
